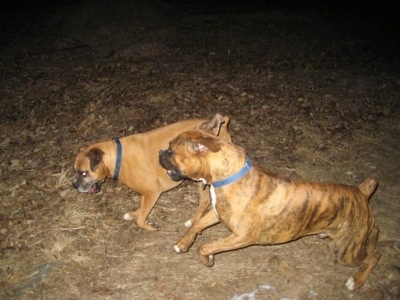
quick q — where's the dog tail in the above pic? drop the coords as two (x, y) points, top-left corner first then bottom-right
(358, 178), (378, 198)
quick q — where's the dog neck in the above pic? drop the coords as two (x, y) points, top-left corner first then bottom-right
(211, 156), (252, 188)
(112, 137), (122, 180)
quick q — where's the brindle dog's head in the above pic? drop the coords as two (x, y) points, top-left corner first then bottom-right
(73, 146), (108, 194)
(159, 115), (245, 185)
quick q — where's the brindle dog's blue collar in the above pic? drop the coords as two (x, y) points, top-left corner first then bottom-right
(212, 156), (252, 188)
(113, 137), (122, 180)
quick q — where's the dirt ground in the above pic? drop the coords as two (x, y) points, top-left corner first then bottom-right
(0, 1), (399, 299)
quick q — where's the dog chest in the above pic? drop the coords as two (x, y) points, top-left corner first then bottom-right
(209, 185), (219, 217)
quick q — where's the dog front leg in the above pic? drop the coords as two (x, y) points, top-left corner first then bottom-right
(175, 210), (219, 253)
(184, 183), (211, 228)
(197, 233), (256, 267)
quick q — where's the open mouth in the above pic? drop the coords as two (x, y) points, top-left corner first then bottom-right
(167, 168), (187, 181)
(88, 182), (101, 194)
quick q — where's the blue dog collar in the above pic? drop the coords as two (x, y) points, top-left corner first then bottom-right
(212, 156), (252, 188)
(113, 137), (122, 180)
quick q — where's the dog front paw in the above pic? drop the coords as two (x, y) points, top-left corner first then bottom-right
(199, 254), (214, 267)
(123, 213), (133, 220)
(123, 209), (141, 221)
(345, 277), (355, 291)
(174, 242), (190, 253)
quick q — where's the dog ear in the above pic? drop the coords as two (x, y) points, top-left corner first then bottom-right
(87, 148), (105, 171)
(78, 146), (87, 153)
(200, 114), (225, 136)
(192, 136), (221, 153)
(358, 178), (378, 197)
(219, 116), (231, 142)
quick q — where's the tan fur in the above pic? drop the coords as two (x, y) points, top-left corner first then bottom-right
(160, 129), (380, 290)
(73, 115), (231, 231)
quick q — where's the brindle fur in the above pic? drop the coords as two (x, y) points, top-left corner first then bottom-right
(160, 129), (380, 290)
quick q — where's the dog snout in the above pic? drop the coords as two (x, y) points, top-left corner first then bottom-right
(159, 149), (172, 156)
(159, 149), (171, 169)
(72, 179), (80, 189)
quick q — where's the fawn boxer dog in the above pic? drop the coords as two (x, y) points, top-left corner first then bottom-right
(73, 114), (231, 231)
(159, 128), (380, 290)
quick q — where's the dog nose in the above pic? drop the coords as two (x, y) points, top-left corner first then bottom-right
(159, 149), (171, 156)
(72, 180), (79, 189)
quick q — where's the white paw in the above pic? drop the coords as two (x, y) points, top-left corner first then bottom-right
(184, 219), (192, 228)
(205, 255), (214, 266)
(123, 213), (133, 221)
(346, 277), (355, 291)
(174, 245), (181, 253)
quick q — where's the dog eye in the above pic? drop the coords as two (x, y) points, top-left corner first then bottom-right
(79, 171), (88, 177)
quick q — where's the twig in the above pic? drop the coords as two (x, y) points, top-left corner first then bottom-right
(50, 226), (87, 231)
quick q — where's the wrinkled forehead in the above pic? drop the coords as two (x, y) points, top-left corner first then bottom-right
(172, 130), (211, 144)
(74, 151), (91, 170)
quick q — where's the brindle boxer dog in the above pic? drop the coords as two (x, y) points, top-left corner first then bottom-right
(73, 114), (231, 231)
(159, 128), (380, 290)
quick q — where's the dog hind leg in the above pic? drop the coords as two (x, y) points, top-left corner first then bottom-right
(345, 227), (381, 290)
